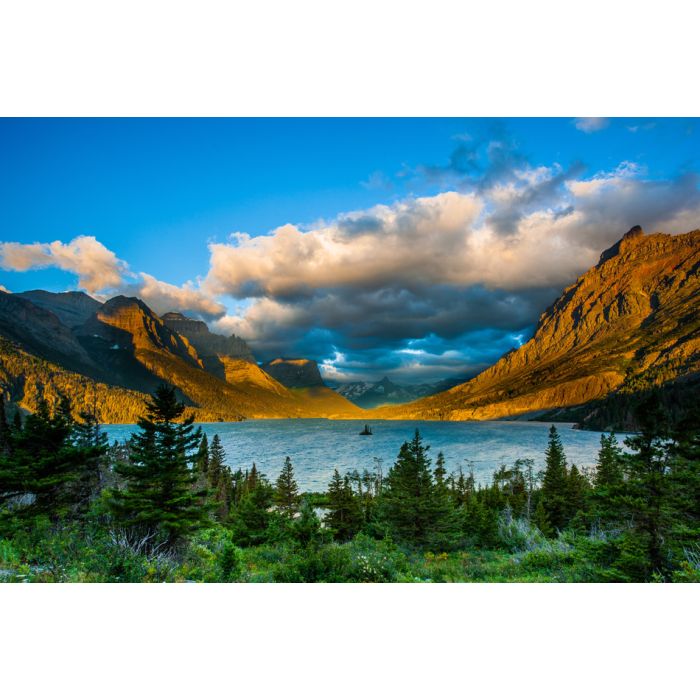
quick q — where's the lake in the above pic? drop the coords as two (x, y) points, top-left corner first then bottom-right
(102, 419), (624, 491)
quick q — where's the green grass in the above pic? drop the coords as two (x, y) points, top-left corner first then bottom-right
(0, 523), (625, 583)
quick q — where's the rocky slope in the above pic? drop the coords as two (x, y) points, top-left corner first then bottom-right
(261, 358), (325, 388)
(374, 227), (700, 421)
(161, 312), (255, 368)
(0, 293), (361, 421)
(0, 291), (98, 375)
(16, 290), (103, 328)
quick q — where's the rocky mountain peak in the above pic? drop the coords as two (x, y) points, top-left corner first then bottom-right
(598, 224), (646, 264)
(161, 311), (255, 363)
(261, 358), (325, 388)
(376, 228), (700, 422)
(16, 289), (103, 328)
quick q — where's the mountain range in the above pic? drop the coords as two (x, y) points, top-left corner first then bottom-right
(0, 227), (697, 426)
(331, 375), (470, 409)
(0, 291), (361, 422)
(372, 227), (700, 425)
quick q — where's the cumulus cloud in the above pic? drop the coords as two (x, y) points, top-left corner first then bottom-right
(3, 144), (699, 384)
(0, 235), (225, 319)
(574, 117), (610, 133)
(127, 273), (226, 318)
(0, 235), (127, 292)
(206, 159), (700, 381)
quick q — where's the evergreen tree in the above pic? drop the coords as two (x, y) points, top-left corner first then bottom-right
(517, 458), (537, 521)
(230, 466), (274, 546)
(434, 451), (448, 493)
(0, 395), (102, 525)
(207, 434), (233, 522)
(532, 497), (550, 535)
(595, 433), (624, 488)
(668, 405), (700, 553)
(380, 430), (456, 547)
(274, 456), (299, 517)
(566, 463), (589, 530)
(0, 396), (11, 457)
(591, 432), (625, 527)
(324, 469), (362, 541)
(109, 385), (208, 548)
(71, 404), (109, 514)
(195, 433), (209, 481)
(540, 425), (571, 534)
(617, 396), (675, 578)
(293, 498), (324, 547)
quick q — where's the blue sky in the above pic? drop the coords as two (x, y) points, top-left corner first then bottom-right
(1, 118), (699, 382)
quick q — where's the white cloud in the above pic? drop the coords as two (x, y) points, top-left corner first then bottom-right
(133, 273), (226, 318)
(0, 235), (127, 292)
(574, 117), (610, 133)
(0, 235), (225, 319)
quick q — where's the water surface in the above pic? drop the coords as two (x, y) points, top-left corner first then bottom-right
(103, 419), (622, 491)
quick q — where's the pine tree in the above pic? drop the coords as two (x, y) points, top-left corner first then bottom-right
(540, 425), (571, 534)
(0, 396), (11, 457)
(595, 433), (623, 488)
(207, 434), (233, 522)
(668, 405), (700, 553)
(324, 469), (361, 541)
(0, 394), (103, 525)
(293, 498), (324, 547)
(591, 432), (625, 527)
(72, 404), (109, 514)
(617, 395), (675, 578)
(533, 497), (550, 535)
(380, 430), (456, 547)
(274, 456), (299, 517)
(567, 463), (589, 529)
(109, 385), (208, 548)
(195, 433), (209, 481)
(434, 451), (448, 492)
(230, 465), (274, 546)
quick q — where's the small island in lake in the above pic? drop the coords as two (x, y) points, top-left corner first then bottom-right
(359, 424), (373, 435)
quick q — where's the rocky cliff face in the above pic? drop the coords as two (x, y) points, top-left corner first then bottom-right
(161, 312), (255, 363)
(375, 227), (700, 421)
(16, 290), (102, 328)
(0, 292), (361, 421)
(261, 358), (325, 388)
(0, 290), (98, 375)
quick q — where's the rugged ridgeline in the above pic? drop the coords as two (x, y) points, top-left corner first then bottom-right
(333, 375), (469, 409)
(259, 357), (360, 413)
(374, 227), (700, 423)
(261, 358), (325, 388)
(0, 291), (361, 422)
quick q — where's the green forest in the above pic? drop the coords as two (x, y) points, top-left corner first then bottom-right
(1, 385), (698, 583)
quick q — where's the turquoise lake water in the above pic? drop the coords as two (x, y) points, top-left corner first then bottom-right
(102, 419), (623, 491)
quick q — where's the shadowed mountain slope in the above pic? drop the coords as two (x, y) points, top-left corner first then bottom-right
(0, 293), (361, 421)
